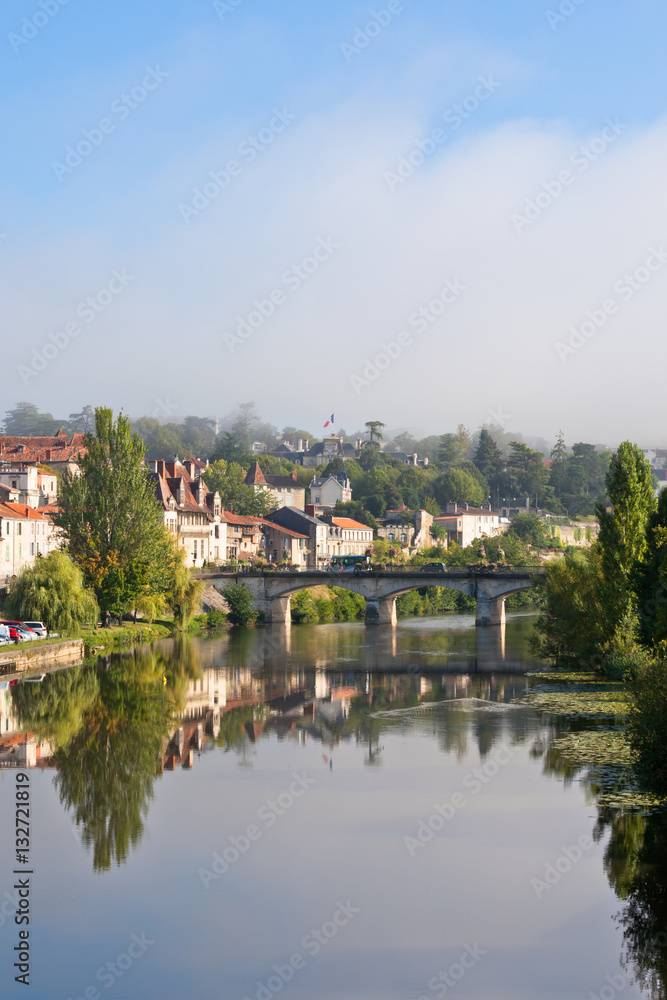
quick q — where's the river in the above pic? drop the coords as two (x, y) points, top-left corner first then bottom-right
(1, 612), (665, 999)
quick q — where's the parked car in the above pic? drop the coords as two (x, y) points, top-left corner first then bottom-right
(0, 624), (10, 644)
(7, 626), (36, 642)
(16, 626), (38, 641)
(420, 563), (448, 573)
(22, 621), (46, 638)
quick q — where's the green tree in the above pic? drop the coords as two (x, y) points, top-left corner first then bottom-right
(6, 550), (99, 633)
(437, 433), (466, 470)
(54, 653), (172, 871)
(166, 539), (203, 629)
(596, 442), (656, 589)
(474, 428), (503, 484)
(509, 514), (550, 549)
(3, 402), (61, 436)
(53, 407), (171, 613)
(434, 468), (486, 507)
(224, 583), (258, 626)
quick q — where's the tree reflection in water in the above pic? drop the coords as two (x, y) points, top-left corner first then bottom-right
(537, 721), (667, 999)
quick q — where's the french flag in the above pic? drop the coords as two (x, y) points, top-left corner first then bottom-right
(323, 413), (334, 428)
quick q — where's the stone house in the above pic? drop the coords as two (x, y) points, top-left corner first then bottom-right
(318, 515), (374, 560)
(261, 522), (310, 569)
(302, 436), (358, 468)
(434, 503), (508, 549)
(221, 512), (265, 563)
(308, 471), (352, 510)
(264, 507), (330, 569)
(0, 465), (58, 508)
(149, 459), (223, 567)
(244, 462), (306, 511)
(376, 507), (435, 552)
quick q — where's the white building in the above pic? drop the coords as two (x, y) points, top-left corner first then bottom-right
(434, 503), (508, 549)
(0, 503), (59, 583)
(309, 471), (352, 509)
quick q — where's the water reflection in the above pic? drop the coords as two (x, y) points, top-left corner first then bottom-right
(2, 615), (667, 995)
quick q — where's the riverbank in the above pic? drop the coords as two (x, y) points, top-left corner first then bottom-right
(0, 638), (85, 675)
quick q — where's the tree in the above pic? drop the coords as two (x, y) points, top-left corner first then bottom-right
(68, 405), (95, 434)
(509, 514), (550, 549)
(500, 441), (550, 504)
(3, 402), (60, 436)
(437, 433), (466, 470)
(435, 468), (486, 507)
(165, 539), (202, 629)
(224, 583), (258, 626)
(204, 460), (274, 515)
(365, 420), (385, 445)
(596, 441), (656, 593)
(53, 408), (171, 612)
(474, 428), (503, 483)
(6, 551), (99, 634)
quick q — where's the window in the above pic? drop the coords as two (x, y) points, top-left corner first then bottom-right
(31, 543), (34, 555)
(215, 526), (219, 538)
(17, 523), (21, 535)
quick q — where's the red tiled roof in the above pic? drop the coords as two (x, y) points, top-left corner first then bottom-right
(245, 462), (267, 486)
(220, 511), (265, 526)
(0, 502), (51, 521)
(0, 433), (87, 465)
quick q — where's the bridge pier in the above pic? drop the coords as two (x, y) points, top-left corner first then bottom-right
(264, 596), (291, 625)
(475, 594), (506, 627)
(365, 596), (397, 626)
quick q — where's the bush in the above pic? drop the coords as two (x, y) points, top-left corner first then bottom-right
(223, 583), (258, 626)
(206, 609), (227, 629)
(628, 656), (667, 794)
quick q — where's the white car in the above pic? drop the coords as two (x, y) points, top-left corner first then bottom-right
(22, 621), (47, 638)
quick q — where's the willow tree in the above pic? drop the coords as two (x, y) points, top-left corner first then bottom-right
(5, 550), (98, 634)
(53, 407), (171, 612)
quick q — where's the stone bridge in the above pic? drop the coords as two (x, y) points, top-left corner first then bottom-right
(203, 569), (544, 627)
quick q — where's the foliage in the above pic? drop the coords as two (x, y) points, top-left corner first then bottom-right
(6, 550), (99, 633)
(54, 652), (173, 871)
(435, 466), (486, 507)
(165, 538), (203, 629)
(510, 514), (550, 549)
(3, 401), (61, 435)
(224, 582), (258, 626)
(53, 408), (171, 613)
(11, 664), (100, 750)
(333, 501), (378, 531)
(204, 460), (275, 515)
(597, 441), (656, 592)
(628, 656), (667, 794)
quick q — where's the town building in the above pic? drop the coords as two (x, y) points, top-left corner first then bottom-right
(302, 436), (358, 468)
(148, 459), (223, 567)
(384, 450), (430, 468)
(262, 521), (310, 568)
(244, 462), (305, 511)
(376, 507), (435, 552)
(221, 512), (265, 563)
(264, 507), (330, 569)
(0, 430), (87, 476)
(308, 471), (352, 510)
(434, 503), (508, 549)
(0, 503), (59, 583)
(0, 465), (58, 508)
(318, 514), (374, 560)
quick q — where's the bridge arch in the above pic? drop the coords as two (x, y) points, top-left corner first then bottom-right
(209, 570), (542, 627)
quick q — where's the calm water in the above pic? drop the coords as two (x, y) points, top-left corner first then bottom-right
(1, 613), (665, 999)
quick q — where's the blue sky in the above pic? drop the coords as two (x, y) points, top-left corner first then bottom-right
(2, 0), (666, 444)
